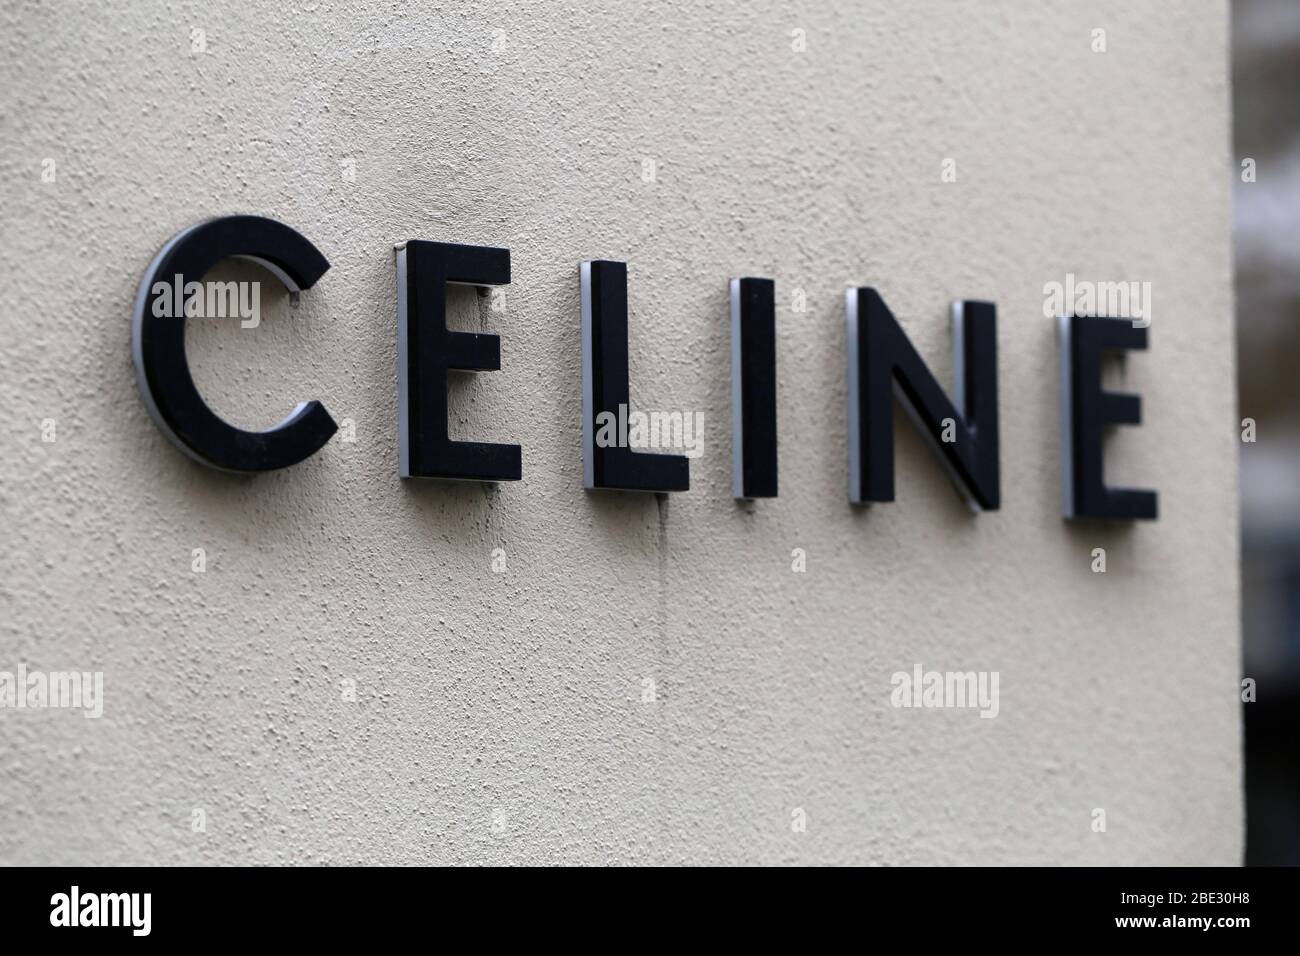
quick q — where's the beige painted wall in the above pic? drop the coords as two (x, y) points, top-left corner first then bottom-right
(0, 1), (1240, 864)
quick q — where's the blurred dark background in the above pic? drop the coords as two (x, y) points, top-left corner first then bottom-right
(1233, 0), (1300, 866)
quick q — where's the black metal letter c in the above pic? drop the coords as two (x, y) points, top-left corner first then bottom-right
(132, 215), (337, 472)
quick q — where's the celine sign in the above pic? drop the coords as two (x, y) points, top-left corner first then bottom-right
(132, 215), (1157, 521)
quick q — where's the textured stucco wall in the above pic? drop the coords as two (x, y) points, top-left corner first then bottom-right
(0, 1), (1239, 864)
